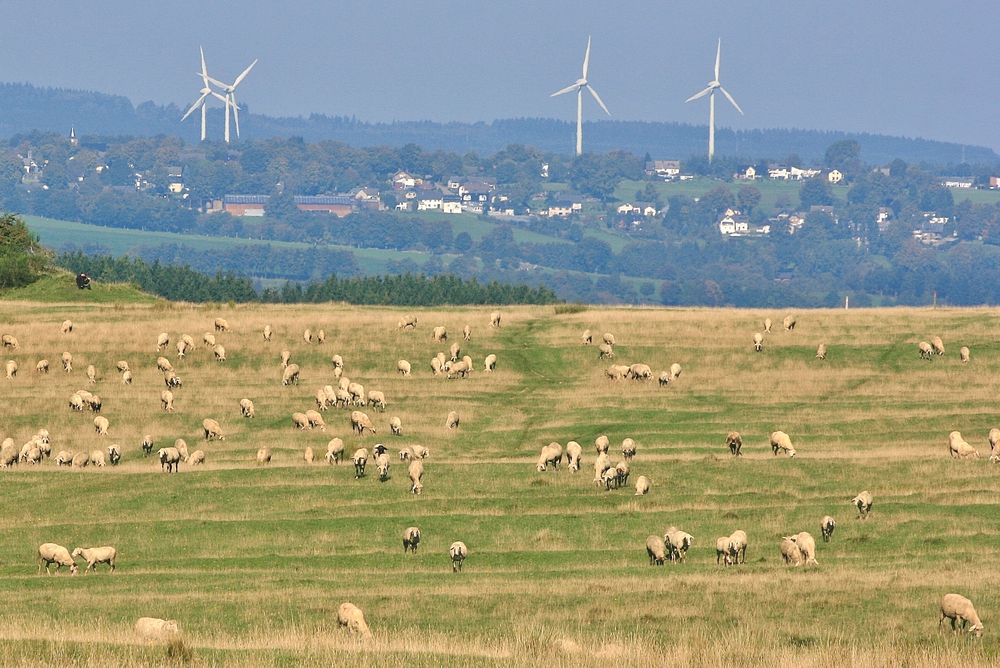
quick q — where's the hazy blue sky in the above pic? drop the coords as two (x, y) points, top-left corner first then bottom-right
(3, 2), (997, 148)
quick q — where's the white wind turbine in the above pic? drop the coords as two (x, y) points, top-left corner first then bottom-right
(550, 36), (611, 156)
(205, 57), (258, 143)
(685, 38), (743, 162)
(180, 47), (227, 141)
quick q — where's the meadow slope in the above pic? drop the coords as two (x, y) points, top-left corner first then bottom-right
(0, 302), (998, 667)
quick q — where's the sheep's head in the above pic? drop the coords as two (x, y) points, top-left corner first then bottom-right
(973, 623), (984, 637)
(71, 547), (83, 559)
(69, 563), (79, 575)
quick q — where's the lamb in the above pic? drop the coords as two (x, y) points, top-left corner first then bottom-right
(263, 325), (272, 341)
(72, 546), (116, 574)
(389, 416), (402, 436)
(202, 418), (225, 441)
(282, 364), (300, 386)
(783, 315), (796, 331)
(663, 528), (693, 563)
(960, 346), (970, 363)
(134, 617), (180, 642)
(337, 602), (372, 638)
(203, 332), (216, 347)
(770, 431), (796, 457)
(815, 343), (827, 360)
(463, 324), (472, 341)
(94, 416), (110, 436)
(160, 390), (175, 413)
(634, 475), (650, 496)
(240, 398), (255, 418)
(753, 332), (764, 352)
(621, 438), (636, 461)
(918, 341), (934, 360)
(931, 336), (945, 355)
(213, 344), (226, 362)
(256, 447), (272, 465)
(446, 411), (460, 429)
(403, 527), (421, 553)
(725, 431), (743, 456)
(779, 537), (802, 566)
(764, 317), (772, 333)
(158, 447), (180, 472)
(536, 442), (564, 472)
(851, 491), (873, 519)
(35, 359), (49, 374)
(353, 448), (369, 478)
(214, 317), (229, 332)
(727, 530), (748, 565)
(939, 593), (984, 637)
(351, 410), (376, 436)
(38, 543), (78, 575)
(566, 441), (582, 471)
(449, 541), (467, 572)
(397, 314), (417, 330)
(61, 352), (72, 372)
(188, 450), (205, 465)
(326, 438), (345, 464)
(107, 445), (121, 466)
(156, 357), (173, 372)
(376, 452), (391, 481)
(601, 466), (618, 490)
(595, 435), (610, 454)
(598, 343), (615, 359)
(156, 332), (170, 351)
(948, 431), (980, 459)
(367, 390), (387, 412)
(56, 450), (73, 466)
(581, 329), (592, 345)
(821, 515), (836, 542)
(490, 311), (502, 328)
(670, 363), (682, 380)
(280, 350), (291, 368)
(305, 409), (327, 431)
(408, 458), (424, 494)
(646, 535), (667, 565)
(397, 360), (411, 375)
(484, 354), (497, 372)
(788, 531), (818, 565)
(4, 360), (16, 379)
(86, 365), (97, 384)
(292, 412), (310, 430)
(433, 326), (448, 342)
(72, 451), (90, 468)
(304, 447), (314, 464)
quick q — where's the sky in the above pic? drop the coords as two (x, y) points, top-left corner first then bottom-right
(3, 1), (998, 149)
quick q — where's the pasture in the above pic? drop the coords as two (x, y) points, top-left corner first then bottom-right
(0, 301), (998, 666)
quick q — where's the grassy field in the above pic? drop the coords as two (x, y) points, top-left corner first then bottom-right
(0, 301), (999, 666)
(616, 177), (851, 212)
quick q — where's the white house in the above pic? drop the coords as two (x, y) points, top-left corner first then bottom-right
(417, 193), (444, 211)
(393, 171), (418, 190)
(547, 201), (575, 218)
(718, 211), (749, 235)
(738, 166), (758, 180)
(941, 177), (974, 189)
(442, 198), (462, 214)
(827, 169), (843, 184)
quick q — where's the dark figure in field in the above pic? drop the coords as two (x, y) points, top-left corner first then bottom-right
(76, 273), (92, 290)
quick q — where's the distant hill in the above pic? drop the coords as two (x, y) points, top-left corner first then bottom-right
(0, 82), (995, 165)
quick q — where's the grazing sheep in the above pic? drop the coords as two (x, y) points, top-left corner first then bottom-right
(948, 431), (979, 459)
(764, 318), (772, 333)
(430, 357), (443, 376)
(303, 328), (313, 344)
(403, 527), (421, 553)
(716, 537), (731, 565)
(351, 411), (376, 436)
(601, 467), (618, 490)
(603, 332), (616, 346)
(331, 354), (344, 370)
(317, 329), (325, 344)
(615, 460), (630, 487)
(851, 491), (873, 519)
(202, 418), (225, 441)
(446, 360), (471, 379)
(376, 452), (391, 481)
(783, 315), (796, 332)
(598, 343), (615, 359)
(446, 411), (460, 429)
(203, 332), (216, 347)
(304, 447), (314, 464)
(72, 451), (90, 468)
(389, 416), (402, 436)
(593, 452), (612, 486)
(188, 450), (205, 465)
(56, 450), (73, 466)
(627, 363), (653, 381)
(174, 439), (189, 462)
(770, 431), (796, 457)
(449, 342), (461, 362)
(753, 332), (764, 352)
(789, 531), (818, 566)
(663, 528), (693, 563)
(1, 334), (18, 349)
(463, 324), (472, 341)
(122, 370), (133, 385)
(412, 445), (430, 459)
(634, 475), (650, 496)
(107, 445), (121, 466)
(780, 537), (802, 566)
(397, 359), (411, 376)
(725, 431), (743, 456)
(931, 336), (945, 356)
(433, 326), (448, 342)
(156, 357), (173, 372)
(116, 361), (130, 373)
(353, 448), (369, 478)
(658, 371), (671, 386)
(35, 359), (49, 374)
(94, 416), (110, 436)
(256, 447), (272, 465)
(263, 325), (272, 341)
(4, 359), (16, 379)
(670, 363), (682, 380)
(727, 530), (748, 565)
(337, 602), (372, 638)
(449, 541), (467, 572)
(581, 329), (592, 345)
(478, 353), (496, 374)
(960, 346), (970, 363)
(621, 438), (636, 461)
(815, 343), (827, 360)
(397, 315), (417, 330)
(291, 412), (310, 430)
(605, 365), (625, 381)
(72, 546), (116, 574)
(566, 441), (583, 471)
(305, 409), (327, 431)
(61, 352), (72, 373)
(335, 388), (351, 407)
(214, 317), (229, 332)
(408, 458), (424, 493)
(86, 365), (97, 384)
(213, 344), (226, 362)
(240, 398), (255, 418)
(490, 311), (502, 328)
(646, 535), (667, 565)
(160, 390), (175, 413)
(134, 618), (180, 642)
(398, 447), (413, 462)
(348, 382), (366, 406)
(282, 364), (300, 386)
(821, 516), (836, 542)
(141, 435), (154, 457)
(38, 543), (78, 575)
(536, 442), (564, 472)
(280, 350), (291, 368)
(918, 341), (934, 360)
(595, 435), (610, 454)
(157, 448), (180, 472)
(176, 340), (189, 358)
(939, 593), (984, 637)
(326, 438), (345, 464)
(0, 442), (17, 468)
(367, 390), (387, 412)
(156, 332), (169, 351)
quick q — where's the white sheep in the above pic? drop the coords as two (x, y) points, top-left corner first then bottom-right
(282, 364), (300, 386)
(918, 341), (933, 360)
(326, 438), (345, 464)
(408, 458), (424, 493)
(566, 441), (582, 471)
(770, 431), (796, 457)
(581, 329), (592, 345)
(213, 344), (226, 362)
(256, 447), (272, 465)
(948, 431), (979, 459)
(447, 360), (471, 379)
(280, 350), (291, 368)
(593, 452), (612, 486)
(56, 450), (73, 466)
(116, 360), (129, 373)
(331, 354), (344, 369)
(317, 329), (325, 344)
(821, 515), (836, 542)
(72, 451), (90, 468)
(156, 357), (173, 372)
(188, 450), (205, 465)
(160, 390), (175, 413)
(462, 324), (472, 341)
(939, 593), (984, 637)
(263, 325), (272, 341)
(202, 418), (225, 441)
(960, 346), (970, 363)
(663, 528), (693, 563)
(595, 435), (610, 454)
(614, 460), (630, 488)
(397, 360), (411, 376)
(214, 317), (229, 332)
(1, 334), (18, 350)
(490, 311), (501, 328)
(72, 546), (116, 574)
(449, 541), (467, 572)
(38, 543), (78, 575)
(90, 449), (106, 467)
(450, 342), (461, 361)
(156, 332), (170, 351)
(628, 363), (653, 381)
(446, 411), (460, 429)
(353, 448), (369, 478)
(5, 359), (17, 379)
(176, 340), (189, 358)
(397, 315), (417, 330)
(240, 398), (255, 418)
(430, 357), (443, 376)
(484, 354), (497, 372)
(716, 536), (731, 565)
(601, 466), (618, 490)
(646, 535), (667, 566)
(94, 416), (110, 436)
(351, 411), (376, 436)
(764, 317), (772, 333)
(670, 363), (682, 380)
(727, 530), (748, 565)
(851, 491), (873, 519)
(86, 365), (97, 384)
(725, 431), (743, 456)
(60, 352), (73, 373)
(598, 343), (614, 359)
(634, 475), (650, 496)
(658, 371), (671, 386)
(141, 435), (154, 457)
(389, 416), (402, 436)
(783, 315), (796, 331)
(412, 445), (430, 459)
(337, 602), (372, 638)
(376, 452), (390, 481)
(203, 332), (216, 347)
(158, 447), (180, 472)
(303, 328), (313, 344)
(304, 447), (314, 464)
(931, 336), (945, 355)
(603, 332), (616, 346)
(367, 390), (387, 412)
(305, 409), (327, 431)
(134, 617), (180, 642)
(433, 326), (448, 342)
(815, 343), (827, 360)
(35, 359), (49, 374)
(122, 369), (133, 385)
(788, 531), (818, 565)
(403, 527), (421, 553)
(536, 442), (564, 472)
(621, 438), (636, 461)
(779, 537), (802, 566)
(162, 370), (179, 388)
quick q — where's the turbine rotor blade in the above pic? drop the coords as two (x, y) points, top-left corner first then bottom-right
(231, 94), (241, 138)
(719, 86), (744, 115)
(233, 59), (257, 88)
(200, 46), (209, 85)
(211, 91), (229, 104)
(685, 87), (713, 103)
(587, 85), (610, 116)
(181, 93), (209, 121)
(715, 39), (721, 80)
(582, 36), (591, 79)
(551, 82), (581, 97)
(205, 74), (229, 90)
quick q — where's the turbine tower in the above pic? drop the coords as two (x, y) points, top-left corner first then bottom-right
(206, 58), (258, 143)
(550, 36), (610, 156)
(685, 39), (743, 162)
(180, 47), (226, 141)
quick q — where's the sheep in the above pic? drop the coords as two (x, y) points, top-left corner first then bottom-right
(331, 354), (344, 369)
(788, 531), (818, 565)
(122, 369), (133, 385)
(606, 365), (626, 381)
(403, 527), (421, 553)
(107, 445), (121, 466)
(305, 409), (327, 431)
(603, 332), (616, 346)
(161, 370), (179, 389)
(918, 341), (934, 360)
(158, 447), (180, 472)
(282, 364), (300, 386)
(4, 359), (16, 379)
(94, 416), (109, 436)
(389, 416), (402, 436)
(156, 357), (173, 372)
(566, 441), (583, 471)
(727, 530), (748, 565)
(595, 435), (610, 454)
(536, 442), (564, 472)
(72, 546), (116, 574)
(397, 359), (411, 376)
(446, 411), (460, 430)
(939, 593), (984, 637)
(337, 602), (372, 638)
(663, 528), (693, 563)
(62, 318), (78, 333)
(317, 329), (325, 344)
(71, 451), (90, 468)
(203, 332), (216, 348)
(593, 452), (612, 486)
(289, 412), (309, 430)
(412, 445), (430, 459)
(188, 450), (205, 465)
(447, 360), (472, 379)
(430, 357), (443, 376)
(156, 332), (170, 351)
(280, 350), (291, 368)
(304, 447), (314, 465)
(38, 543), (78, 575)
(655, 371), (671, 386)
(87, 450), (104, 469)
(764, 318), (772, 333)
(213, 344), (226, 362)
(716, 537), (731, 565)
(134, 617), (180, 642)
(770, 431), (796, 457)
(627, 363), (653, 381)
(1, 334), (18, 350)
(35, 359), (49, 374)
(752, 332), (765, 352)
(56, 450), (73, 466)
(448, 342), (462, 362)
(376, 452), (391, 481)
(634, 475), (650, 496)
(581, 329), (592, 345)
(116, 360), (130, 373)
(397, 315), (417, 330)
(931, 336), (945, 355)
(303, 328), (313, 344)
(815, 343), (827, 360)
(256, 447), (272, 465)
(141, 435), (154, 457)
(601, 467), (618, 490)
(615, 460), (630, 488)
(621, 438), (636, 461)
(779, 537), (802, 566)
(86, 365), (97, 384)
(23, 446), (41, 465)
(351, 410), (376, 436)
(326, 438), (345, 464)
(335, 388), (352, 407)
(34, 429), (50, 446)
(433, 326), (448, 342)
(481, 353), (498, 374)
(0, 442), (17, 468)
(821, 516), (836, 542)
(263, 325), (273, 341)
(598, 343), (615, 359)
(449, 541), (467, 572)
(960, 346), (970, 363)
(61, 352), (72, 373)
(490, 311), (502, 328)
(408, 458), (424, 493)
(948, 431), (980, 459)
(851, 491), (873, 519)
(240, 398), (255, 418)
(436, 351), (447, 368)
(353, 448), (369, 478)
(646, 535), (667, 565)
(398, 447), (413, 462)
(725, 431), (743, 456)
(160, 390), (175, 413)
(348, 382), (366, 406)
(462, 324), (472, 342)
(176, 340), (189, 358)
(670, 363), (682, 380)
(783, 315), (796, 331)
(367, 390), (387, 412)
(214, 317), (229, 332)
(202, 418), (225, 441)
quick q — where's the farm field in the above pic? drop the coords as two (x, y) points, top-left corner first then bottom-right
(0, 300), (999, 666)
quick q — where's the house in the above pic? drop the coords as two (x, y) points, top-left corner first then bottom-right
(877, 207), (893, 228)
(941, 177), (974, 189)
(540, 163), (549, 178)
(547, 201), (576, 218)
(827, 169), (843, 184)
(223, 194), (268, 216)
(222, 194), (355, 217)
(167, 166), (184, 194)
(768, 166), (790, 180)
(923, 212), (949, 226)
(790, 166), (821, 180)
(395, 201), (411, 212)
(350, 187), (382, 210)
(645, 160), (681, 178)
(459, 179), (496, 199)
(787, 213), (806, 234)
(417, 192), (444, 211)
(989, 176), (1000, 189)
(446, 178), (461, 191)
(737, 166), (758, 180)
(718, 210), (749, 235)
(442, 195), (462, 214)
(392, 171), (420, 190)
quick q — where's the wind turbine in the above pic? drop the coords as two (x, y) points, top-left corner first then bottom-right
(180, 47), (227, 141)
(685, 39), (743, 162)
(206, 58), (258, 143)
(550, 36), (610, 156)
